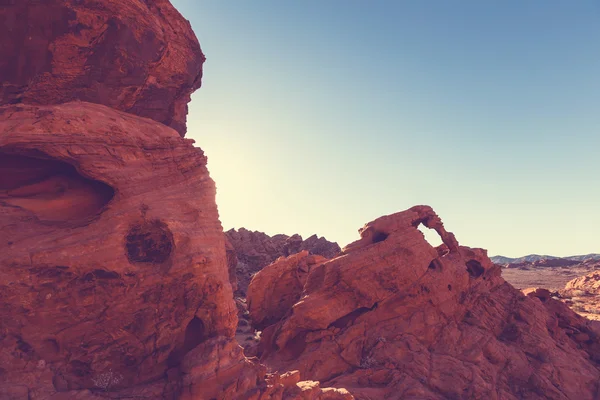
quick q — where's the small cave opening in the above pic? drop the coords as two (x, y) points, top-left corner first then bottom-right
(125, 220), (174, 264)
(466, 260), (485, 278)
(0, 151), (114, 222)
(167, 317), (206, 367)
(372, 231), (389, 244)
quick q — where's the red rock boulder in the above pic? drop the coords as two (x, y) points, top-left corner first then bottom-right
(257, 206), (600, 399)
(0, 0), (204, 136)
(248, 251), (328, 330)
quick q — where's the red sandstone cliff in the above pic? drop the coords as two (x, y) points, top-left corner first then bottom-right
(0, 1), (349, 399)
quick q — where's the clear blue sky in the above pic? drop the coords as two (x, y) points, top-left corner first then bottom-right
(172, 0), (600, 257)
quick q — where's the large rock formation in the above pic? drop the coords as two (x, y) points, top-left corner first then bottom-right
(225, 228), (341, 295)
(0, 0), (203, 136)
(253, 206), (600, 399)
(0, 102), (237, 397)
(0, 2), (351, 399)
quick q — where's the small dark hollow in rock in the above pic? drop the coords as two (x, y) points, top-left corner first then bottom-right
(448, 284), (452, 291)
(0, 151), (114, 221)
(372, 231), (389, 244)
(92, 269), (120, 279)
(466, 260), (484, 278)
(167, 317), (206, 367)
(428, 259), (442, 271)
(17, 339), (32, 354)
(68, 360), (91, 378)
(43, 338), (60, 354)
(123, 355), (137, 366)
(499, 323), (520, 342)
(126, 220), (174, 264)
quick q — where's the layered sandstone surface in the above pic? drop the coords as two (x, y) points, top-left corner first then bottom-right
(5, 1), (600, 399)
(0, 1), (351, 399)
(0, 0), (203, 136)
(0, 102), (236, 397)
(251, 206), (600, 399)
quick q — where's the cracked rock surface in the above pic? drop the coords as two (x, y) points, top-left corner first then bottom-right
(254, 206), (600, 400)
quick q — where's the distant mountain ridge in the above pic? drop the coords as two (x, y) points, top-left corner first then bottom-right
(491, 253), (600, 265)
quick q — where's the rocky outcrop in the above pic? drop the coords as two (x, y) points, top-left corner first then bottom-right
(248, 251), (327, 330)
(0, 0), (203, 136)
(225, 228), (340, 295)
(559, 271), (600, 321)
(565, 271), (600, 293)
(178, 336), (353, 400)
(254, 206), (600, 399)
(0, 2), (351, 399)
(0, 102), (237, 397)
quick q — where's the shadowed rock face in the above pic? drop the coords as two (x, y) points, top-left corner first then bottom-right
(254, 206), (600, 400)
(0, 0), (204, 136)
(0, 153), (115, 222)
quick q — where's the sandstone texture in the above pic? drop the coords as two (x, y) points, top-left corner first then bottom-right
(0, 1), (352, 399)
(5, 1), (600, 399)
(0, 102), (236, 397)
(248, 251), (328, 331)
(253, 206), (600, 399)
(225, 228), (341, 295)
(0, 0), (204, 136)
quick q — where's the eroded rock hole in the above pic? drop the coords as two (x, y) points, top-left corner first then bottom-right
(372, 231), (389, 244)
(466, 260), (485, 278)
(167, 317), (206, 367)
(428, 259), (442, 271)
(125, 220), (173, 264)
(0, 152), (114, 221)
(92, 269), (120, 279)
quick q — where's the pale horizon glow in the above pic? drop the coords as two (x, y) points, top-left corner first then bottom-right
(173, 0), (600, 258)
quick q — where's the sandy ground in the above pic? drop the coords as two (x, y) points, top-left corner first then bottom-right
(501, 263), (600, 321)
(501, 264), (600, 291)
